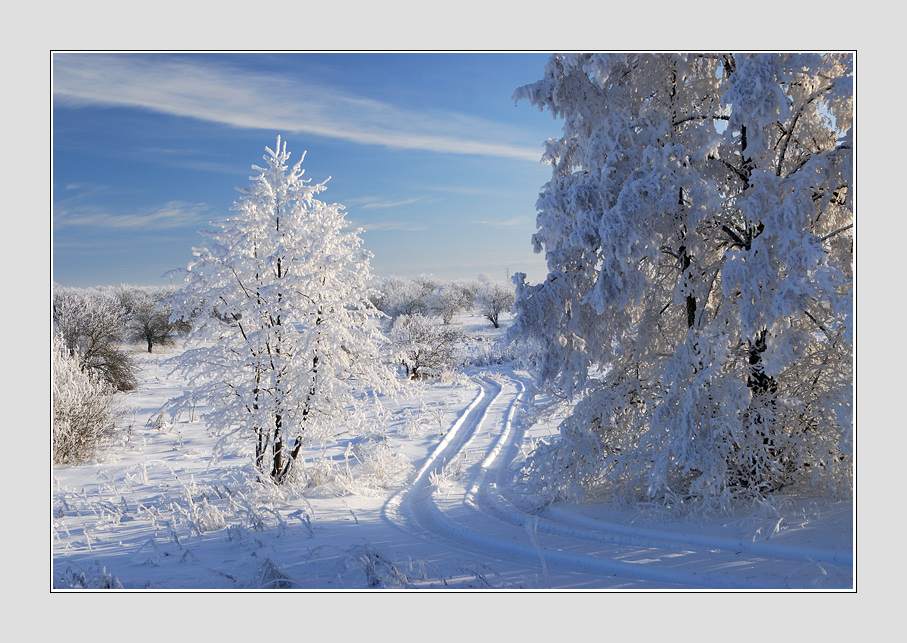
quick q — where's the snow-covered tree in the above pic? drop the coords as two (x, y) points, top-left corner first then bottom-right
(509, 53), (853, 506)
(424, 283), (467, 324)
(475, 280), (516, 328)
(166, 137), (398, 484)
(413, 273), (442, 297)
(371, 275), (429, 320)
(454, 278), (481, 310)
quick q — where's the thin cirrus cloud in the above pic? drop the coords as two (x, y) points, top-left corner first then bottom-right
(53, 54), (543, 162)
(345, 195), (443, 210)
(54, 201), (209, 230)
(359, 197), (426, 210)
(474, 216), (529, 227)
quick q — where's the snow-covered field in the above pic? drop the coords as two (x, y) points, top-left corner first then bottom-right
(51, 314), (853, 592)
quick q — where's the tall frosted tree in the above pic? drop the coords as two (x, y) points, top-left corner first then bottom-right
(167, 138), (397, 484)
(509, 54), (853, 507)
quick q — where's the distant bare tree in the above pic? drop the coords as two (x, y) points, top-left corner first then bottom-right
(475, 281), (516, 329)
(126, 291), (182, 353)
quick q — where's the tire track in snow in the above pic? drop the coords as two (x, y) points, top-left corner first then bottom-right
(385, 373), (851, 589)
(384, 376), (499, 541)
(385, 373), (731, 588)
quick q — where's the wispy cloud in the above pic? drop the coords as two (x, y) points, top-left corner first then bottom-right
(473, 216), (530, 228)
(53, 182), (116, 201)
(54, 200), (209, 230)
(360, 197), (425, 210)
(346, 195), (442, 211)
(355, 220), (427, 232)
(134, 147), (247, 175)
(53, 54), (543, 162)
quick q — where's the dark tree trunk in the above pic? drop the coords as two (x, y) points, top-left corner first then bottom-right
(679, 243), (696, 329)
(747, 328), (777, 397)
(271, 431), (283, 481)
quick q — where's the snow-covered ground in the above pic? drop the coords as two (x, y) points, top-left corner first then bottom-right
(51, 314), (853, 592)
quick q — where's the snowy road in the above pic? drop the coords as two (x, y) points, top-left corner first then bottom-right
(384, 374), (853, 590)
(52, 347), (853, 590)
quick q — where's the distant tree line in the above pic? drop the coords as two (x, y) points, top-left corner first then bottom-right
(368, 273), (515, 329)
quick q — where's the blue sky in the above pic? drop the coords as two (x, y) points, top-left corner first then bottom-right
(52, 52), (564, 288)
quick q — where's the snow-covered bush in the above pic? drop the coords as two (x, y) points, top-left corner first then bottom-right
(341, 441), (414, 495)
(52, 334), (122, 465)
(391, 313), (464, 379)
(291, 441), (413, 497)
(466, 333), (544, 370)
(510, 53), (853, 507)
(165, 137), (398, 485)
(399, 407), (431, 437)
